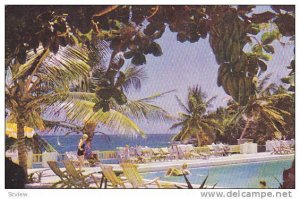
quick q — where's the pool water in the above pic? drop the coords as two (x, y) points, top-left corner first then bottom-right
(140, 159), (293, 188)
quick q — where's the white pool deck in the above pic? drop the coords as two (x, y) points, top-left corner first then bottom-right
(25, 152), (294, 188)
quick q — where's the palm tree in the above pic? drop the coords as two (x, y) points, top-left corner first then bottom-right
(43, 41), (173, 142)
(229, 74), (293, 141)
(171, 86), (219, 146)
(6, 46), (91, 177)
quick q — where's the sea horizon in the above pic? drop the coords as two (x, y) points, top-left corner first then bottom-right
(43, 133), (176, 153)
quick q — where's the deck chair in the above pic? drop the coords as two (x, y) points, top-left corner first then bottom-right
(194, 146), (211, 159)
(120, 162), (161, 188)
(160, 147), (176, 160)
(270, 141), (281, 154)
(47, 161), (73, 188)
(185, 145), (202, 159)
(271, 140), (294, 155)
(99, 165), (126, 188)
(63, 160), (100, 188)
(65, 152), (90, 167)
(177, 145), (191, 159)
(117, 147), (139, 163)
(135, 148), (152, 163)
(211, 144), (225, 156)
(228, 145), (240, 154)
(280, 141), (294, 154)
(151, 148), (165, 161)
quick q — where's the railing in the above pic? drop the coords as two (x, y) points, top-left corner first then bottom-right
(228, 145), (240, 153)
(32, 154), (43, 164)
(194, 146), (211, 154)
(57, 153), (67, 162)
(96, 150), (118, 160)
(30, 145), (244, 168)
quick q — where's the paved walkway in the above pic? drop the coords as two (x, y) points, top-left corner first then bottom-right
(26, 152), (294, 188)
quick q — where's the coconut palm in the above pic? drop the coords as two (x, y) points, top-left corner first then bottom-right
(229, 74), (293, 141)
(43, 41), (173, 141)
(171, 86), (219, 146)
(5, 46), (91, 177)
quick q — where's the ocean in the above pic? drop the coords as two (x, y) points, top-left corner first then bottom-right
(43, 134), (175, 153)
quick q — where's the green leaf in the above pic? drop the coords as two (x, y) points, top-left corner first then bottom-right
(247, 24), (260, 35)
(259, 53), (272, 61)
(115, 71), (126, 87)
(252, 44), (262, 54)
(123, 51), (135, 59)
(263, 45), (275, 54)
(258, 59), (268, 71)
(183, 174), (193, 189)
(199, 175), (209, 189)
(261, 31), (279, 45)
(251, 11), (276, 23)
(131, 53), (146, 66)
(148, 42), (163, 57)
(281, 77), (290, 84)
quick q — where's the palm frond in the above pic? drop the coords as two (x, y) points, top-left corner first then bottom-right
(257, 73), (272, 92)
(39, 45), (90, 88)
(261, 108), (285, 125)
(89, 40), (111, 69)
(56, 98), (146, 137)
(228, 107), (246, 125)
(137, 89), (176, 102)
(12, 47), (49, 80)
(206, 96), (217, 108)
(122, 65), (147, 93)
(112, 99), (173, 122)
(170, 121), (185, 130)
(175, 95), (190, 114)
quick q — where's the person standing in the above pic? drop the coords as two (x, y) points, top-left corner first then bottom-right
(77, 134), (88, 171)
(85, 140), (99, 166)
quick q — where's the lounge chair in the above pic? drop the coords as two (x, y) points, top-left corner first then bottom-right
(62, 160), (100, 188)
(65, 152), (90, 167)
(228, 145), (240, 154)
(151, 148), (165, 161)
(135, 148), (152, 163)
(117, 147), (139, 163)
(120, 162), (161, 188)
(218, 143), (230, 156)
(193, 146), (211, 159)
(185, 145), (202, 159)
(280, 140), (294, 154)
(47, 161), (72, 188)
(271, 140), (294, 155)
(211, 144), (225, 156)
(176, 145), (187, 159)
(99, 164), (126, 188)
(160, 147), (176, 160)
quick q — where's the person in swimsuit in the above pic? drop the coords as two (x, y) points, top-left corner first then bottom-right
(77, 134), (88, 171)
(84, 140), (99, 166)
(166, 163), (191, 176)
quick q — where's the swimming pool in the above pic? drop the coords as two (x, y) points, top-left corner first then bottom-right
(140, 159), (293, 188)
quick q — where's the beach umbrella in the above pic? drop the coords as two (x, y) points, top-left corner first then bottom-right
(5, 123), (35, 139)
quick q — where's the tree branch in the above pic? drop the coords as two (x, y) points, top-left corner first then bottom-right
(92, 6), (119, 18)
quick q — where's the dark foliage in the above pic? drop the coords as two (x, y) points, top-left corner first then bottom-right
(5, 157), (26, 188)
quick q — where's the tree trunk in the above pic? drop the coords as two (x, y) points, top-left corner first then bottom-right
(83, 122), (97, 142)
(196, 132), (201, 147)
(16, 115), (28, 180)
(239, 119), (251, 140)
